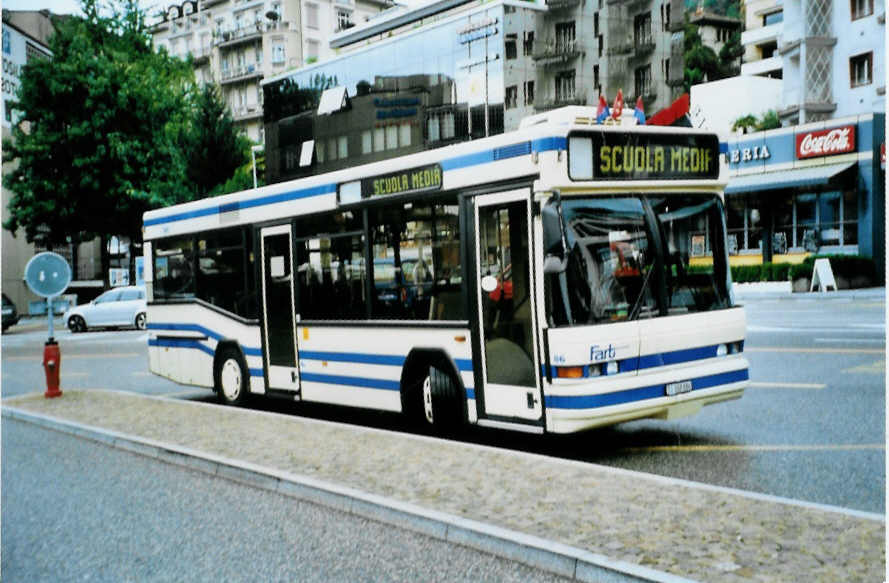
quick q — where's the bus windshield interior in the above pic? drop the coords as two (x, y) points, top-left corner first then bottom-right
(545, 194), (731, 327)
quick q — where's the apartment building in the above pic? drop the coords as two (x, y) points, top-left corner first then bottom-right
(150, 0), (390, 143)
(741, 0), (885, 124)
(261, 0), (685, 183)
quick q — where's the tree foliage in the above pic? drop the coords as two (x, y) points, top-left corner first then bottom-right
(682, 21), (745, 93)
(731, 110), (782, 133)
(2, 0), (250, 252)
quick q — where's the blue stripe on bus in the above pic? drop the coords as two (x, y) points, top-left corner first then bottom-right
(544, 368), (749, 410)
(145, 137), (568, 229)
(546, 343), (736, 377)
(144, 183), (337, 227)
(300, 372), (400, 391)
(466, 388), (476, 400)
(299, 350), (406, 366)
(148, 322), (263, 356)
(149, 337), (215, 357)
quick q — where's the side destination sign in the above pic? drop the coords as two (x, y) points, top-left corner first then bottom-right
(362, 163), (443, 198)
(572, 132), (720, 181)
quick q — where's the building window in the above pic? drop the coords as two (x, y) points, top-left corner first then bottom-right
(337, 136), (348, 159)
(555, 70), (575, 102)
(307, 39), (319, 61)
(337, 9), (353, 31)
(271, 42), (285, 64)
(594, 12), (599, 36)
(386, 125), (398, 150)
(661, 58), (670, 79)
(634, 12), (652, 46)
(593, 65), (599, 91)
(361, 130), (372, 154)
(373, 127), (385, 151)
(555, 22), (575, 51)
(523, 31), (534, 56)
(635, 64), (651, 97)
(661, 3), (670, 30)
(255, 45), (263, 64)
(505, 34), (517, 60)
(327, 138), (337, 161)
(399, 122), (411, 147)
(598, 34), (603, 58)
(851, 0), (873, 19)
(505, 85), (518, 109)
(763, 10), (783, 25)
(524, 81), (535, 106)
(305, 3), (318, 29)
(850, 52), (872, 87)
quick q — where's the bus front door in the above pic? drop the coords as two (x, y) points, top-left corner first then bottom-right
(260, 225), (300, 394)
(473, 190), (543, 425)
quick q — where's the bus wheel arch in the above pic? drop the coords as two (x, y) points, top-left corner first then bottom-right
(213, 342), (249, 406)
(400, 349), (464, 431)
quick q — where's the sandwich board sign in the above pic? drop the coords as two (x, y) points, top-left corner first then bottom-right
(809, 258), (837, 292)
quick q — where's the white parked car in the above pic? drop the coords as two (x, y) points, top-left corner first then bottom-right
(64, 286), (147, 333)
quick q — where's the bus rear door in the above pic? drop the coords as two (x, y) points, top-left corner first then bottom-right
(472, 190), (544, 428)
(260, 225), (300, 394)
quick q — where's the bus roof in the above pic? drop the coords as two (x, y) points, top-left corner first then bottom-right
(143, 107), (723, 241)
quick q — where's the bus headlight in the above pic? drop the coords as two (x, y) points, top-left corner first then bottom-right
(716, 343), (728, 357)
(604, 361), (619, 375)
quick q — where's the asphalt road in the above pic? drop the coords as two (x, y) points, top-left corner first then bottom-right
(2, 293), (884, 513)
(2, 418), (573, 583)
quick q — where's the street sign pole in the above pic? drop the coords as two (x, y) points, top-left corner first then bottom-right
(24, 252), (72, 398)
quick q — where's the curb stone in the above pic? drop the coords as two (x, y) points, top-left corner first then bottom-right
(2, 405), (696, 583)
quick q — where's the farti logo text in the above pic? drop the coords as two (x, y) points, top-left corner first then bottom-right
(590, 344), (616, 362)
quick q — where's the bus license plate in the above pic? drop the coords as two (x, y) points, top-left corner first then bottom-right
(665, 381), (693, 396)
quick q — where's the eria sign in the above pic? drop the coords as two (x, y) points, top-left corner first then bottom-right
(796, 125), (856, 159)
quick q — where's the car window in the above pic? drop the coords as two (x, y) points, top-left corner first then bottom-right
(119, 289), (143, 301)
(95, 290), (123, 304)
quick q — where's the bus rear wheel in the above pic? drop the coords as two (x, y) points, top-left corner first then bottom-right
(420, 366), (461, 432)
(215, 348), (248, 406)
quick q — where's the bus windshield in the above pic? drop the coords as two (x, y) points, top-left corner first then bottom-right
(545, 194), (731, 327)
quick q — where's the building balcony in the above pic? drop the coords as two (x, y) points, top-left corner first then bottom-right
(544, 0), (582, 11)
(215, 23), (263, 48)
(536, 90), (587, 111)
(220, 64), (263, 85)
(741, 22), (782, 48)
(741, 55), (782, 77)
(533, 41), (585, 67)
(633, 39), (655, 58)
(605, 41), (633, 57)
(232, 104), (264, 122)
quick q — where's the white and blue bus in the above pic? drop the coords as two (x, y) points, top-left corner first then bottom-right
(143, 106), (748, 434)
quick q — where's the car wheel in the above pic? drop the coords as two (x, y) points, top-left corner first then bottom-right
(134, 312), (147, 330)
(420, 365), (462, 432)
(214, 348), (249, 406)
(68, 316), (86, 333)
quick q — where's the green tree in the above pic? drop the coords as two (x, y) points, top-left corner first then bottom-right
(3, 0), (195, 258)
(683, 22), (719, 93)
(182, 83), (250, 197)
(717, 30), (744, 77)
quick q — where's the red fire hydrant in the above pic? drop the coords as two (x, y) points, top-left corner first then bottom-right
(43, 340), (62, 398)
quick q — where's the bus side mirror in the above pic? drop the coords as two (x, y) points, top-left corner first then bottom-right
(543, 254), (567, 275)
(542, 196), (567, 274)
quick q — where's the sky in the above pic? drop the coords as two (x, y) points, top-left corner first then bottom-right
(4, 0), (161, 16)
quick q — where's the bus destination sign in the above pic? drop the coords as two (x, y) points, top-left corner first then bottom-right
(570, 133), (720, 181)
(362, 163), (443, 198)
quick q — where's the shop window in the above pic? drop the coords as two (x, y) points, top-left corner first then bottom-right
(368, 200), (464, 320)
(843, 190), (858, 245)
(795, 193), (817, 251)
(818, 191), (841, 246)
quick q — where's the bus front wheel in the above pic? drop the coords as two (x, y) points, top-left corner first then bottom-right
(421, 366), (461, 431)
(215, 348), (249, 406)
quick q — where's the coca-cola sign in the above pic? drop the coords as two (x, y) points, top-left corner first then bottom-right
(796, 125), (856, 159)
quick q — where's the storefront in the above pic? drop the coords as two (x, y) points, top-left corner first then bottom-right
(723, 113), (885, 279)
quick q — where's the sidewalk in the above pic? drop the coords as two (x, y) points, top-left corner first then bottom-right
(734, 283), (885, 302)
(2, 390), (884, 582)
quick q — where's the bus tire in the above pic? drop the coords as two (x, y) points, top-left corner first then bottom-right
(215, 347), (249, 406)
(421, 365), (461, 431)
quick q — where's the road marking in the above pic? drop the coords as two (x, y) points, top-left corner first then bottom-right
(748, 381), (826, 390)
(814, 338), (885, 344)
(131, 371), (151, 376)
(621, 443), (885, 454)
(4, 353), (140, 361)
(745, 347), (885, 355)
(843, 360), (885, 375)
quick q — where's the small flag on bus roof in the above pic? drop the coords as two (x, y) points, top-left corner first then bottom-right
(596, 95), (610, 124)
(611, 89), (624, 120)
(634, 96), (646, 125)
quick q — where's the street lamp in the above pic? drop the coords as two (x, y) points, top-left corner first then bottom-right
(251, 144), (264, 189)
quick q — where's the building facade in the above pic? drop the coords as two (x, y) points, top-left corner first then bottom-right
(741, 0), (885, 125)
(150, 0), (390, 143)
(262, 0), (685, 184)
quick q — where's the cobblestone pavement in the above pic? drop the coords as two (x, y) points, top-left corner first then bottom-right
(3, 390), (884, 582)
